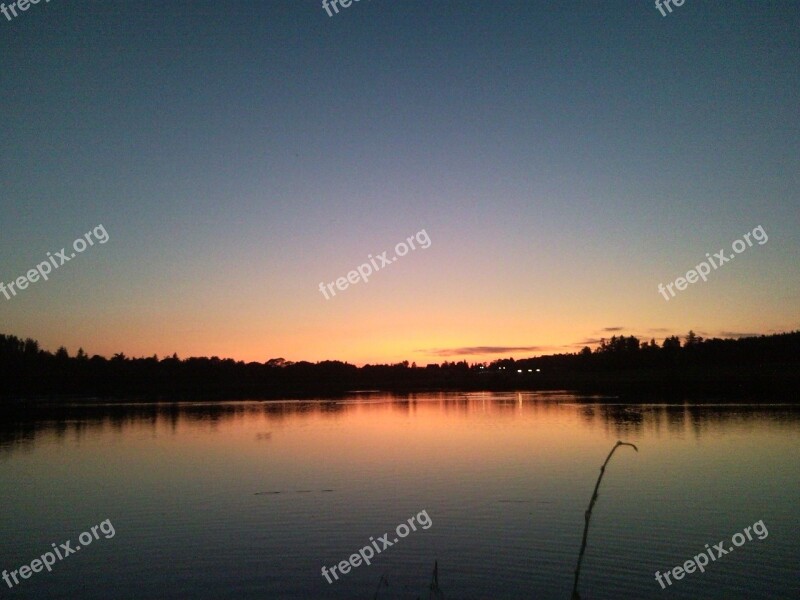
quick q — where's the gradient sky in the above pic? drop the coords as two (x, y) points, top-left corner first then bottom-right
(1, 1), (798, 365)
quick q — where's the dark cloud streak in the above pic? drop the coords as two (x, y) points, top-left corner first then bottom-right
(719, 332), (760, 339)
(424, 346), (546, 357)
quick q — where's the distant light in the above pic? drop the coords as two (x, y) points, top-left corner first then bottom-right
(517, 369), (522, 373)
(527, 369), (532, 372)
(536, 368), (541, 372)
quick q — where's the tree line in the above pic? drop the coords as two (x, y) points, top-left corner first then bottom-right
(1, 330), (799, 401)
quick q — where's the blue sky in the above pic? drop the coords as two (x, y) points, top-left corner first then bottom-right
(1, 0), (798, 364)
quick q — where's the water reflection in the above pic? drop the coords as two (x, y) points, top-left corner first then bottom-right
(577, 402), (800, 438)
(3, 393), (799, 458)
(1, 393), (799, 599)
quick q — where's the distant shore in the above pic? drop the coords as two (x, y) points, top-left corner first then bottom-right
(2, 331), (799, 403)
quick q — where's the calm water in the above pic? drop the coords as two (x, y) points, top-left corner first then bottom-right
(1, 392), (798, 599)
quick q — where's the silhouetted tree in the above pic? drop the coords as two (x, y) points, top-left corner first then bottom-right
(662, 336), (681, 350)
(2, 330), (799, 401)
(685, 330), (704, 346)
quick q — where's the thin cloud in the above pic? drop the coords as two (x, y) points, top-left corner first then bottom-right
(570, 339), (602, 346)
(424, 346), (546, 357)
(719, 331), (760, 339)
(601, 326), (625, 332)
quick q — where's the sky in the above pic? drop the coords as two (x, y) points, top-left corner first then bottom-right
(1, 0), (798, 366)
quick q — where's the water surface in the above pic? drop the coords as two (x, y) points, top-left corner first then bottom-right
(1, 392), (798, 599)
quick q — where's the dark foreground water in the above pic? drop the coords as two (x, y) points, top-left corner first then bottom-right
(1, 392), (798, 599)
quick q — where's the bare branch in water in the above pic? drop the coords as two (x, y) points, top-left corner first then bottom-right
(571, 440), (638, 599)
(372, 573), (388, 599)
(428, 560), (444, 599)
